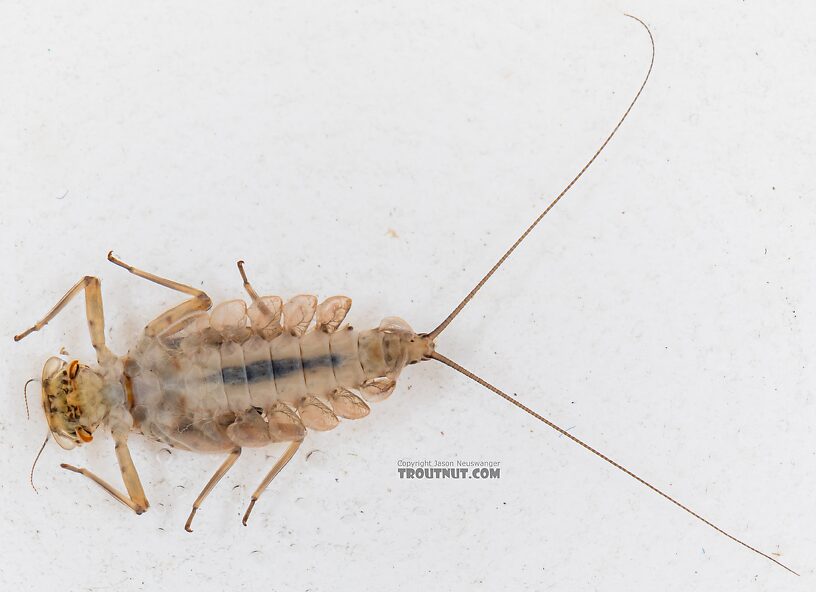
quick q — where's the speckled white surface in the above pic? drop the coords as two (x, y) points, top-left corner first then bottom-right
(2, 2), (815, 590)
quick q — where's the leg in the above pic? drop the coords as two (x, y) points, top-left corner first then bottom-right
(185, 447), (242, 532)
(107, 251), (212, 336)
(238, 260), (283, 339)
(14, 275), (115, 365)
(237, 260), (261, 302)
(242, 440), (302, 525)
(60, 436), (148, 514)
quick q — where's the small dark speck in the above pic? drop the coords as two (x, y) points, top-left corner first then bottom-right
(250, 549), (261, 554)
(335, 478), (339, 482)
(233, 485), (240, 490)
(764, 248), (767, 255)
(306, 449), (322, 461)
(772, 186), (776, 190)
(57, 190), (69, 200)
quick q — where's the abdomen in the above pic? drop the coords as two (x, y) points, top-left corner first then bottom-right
(124, 310), (378, 453)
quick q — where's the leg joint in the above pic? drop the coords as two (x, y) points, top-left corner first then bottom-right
(197, 293), (213, 309)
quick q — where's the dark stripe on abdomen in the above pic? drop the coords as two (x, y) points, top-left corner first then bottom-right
(245, 358), (274, 383)
(221, 365), (246, 385)
(217, 354), (344, 385)
(302, 354), (336, 371)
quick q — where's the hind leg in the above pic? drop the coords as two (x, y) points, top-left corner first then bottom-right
(236, 260), (283, 339)
(237, 260), (352, 336)
(107, 252), (212, 336)
(237, 260), (262, 302)
(242, 439), (302, 525)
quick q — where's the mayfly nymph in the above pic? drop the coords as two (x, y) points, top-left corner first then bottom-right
(14, 15), (795, 575)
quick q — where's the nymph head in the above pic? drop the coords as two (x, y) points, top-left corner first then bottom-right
(40, 357), (108, 449)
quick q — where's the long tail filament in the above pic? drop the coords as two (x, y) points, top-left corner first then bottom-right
(431, 351), (797, 575)
(424, 14), (796, 575)
(428, 14), (654, 340)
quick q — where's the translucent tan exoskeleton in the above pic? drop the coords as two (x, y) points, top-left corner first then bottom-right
(13, 15), (796, 575)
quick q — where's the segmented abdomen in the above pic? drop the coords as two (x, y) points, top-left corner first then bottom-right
(123, 295), (401, 453)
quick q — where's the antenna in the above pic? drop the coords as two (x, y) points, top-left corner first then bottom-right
(24, 378), (36, 420)
(30, 433), (49, 494)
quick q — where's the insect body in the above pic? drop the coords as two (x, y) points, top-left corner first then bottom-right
(15, 15), (795, 574)
(27, 255), (433, 529)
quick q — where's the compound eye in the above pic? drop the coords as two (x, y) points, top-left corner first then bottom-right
(68, 360), (80, 379)
(76, 427), (93, 443)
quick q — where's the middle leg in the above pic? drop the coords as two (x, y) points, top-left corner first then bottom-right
(185, 447), (242, 532)
(107, 251), (212, 336)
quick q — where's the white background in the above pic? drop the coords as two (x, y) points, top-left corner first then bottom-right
(1, 1), (814, 590)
